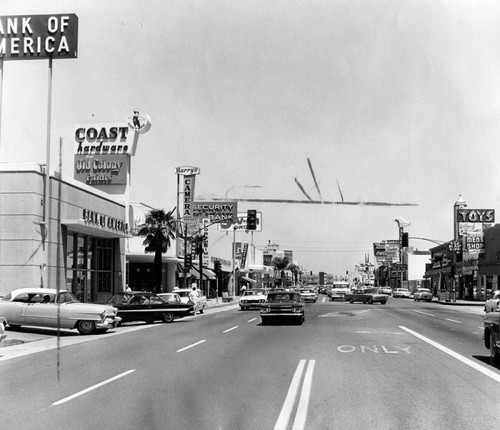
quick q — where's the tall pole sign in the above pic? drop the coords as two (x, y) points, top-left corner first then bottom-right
(0, 13), (78, 290)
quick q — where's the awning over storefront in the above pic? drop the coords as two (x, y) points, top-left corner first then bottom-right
(241, 276), (257, 284)
(62, 219), (132, 239)
(176, 263), (216, 280)
(248, 264), (274, 274)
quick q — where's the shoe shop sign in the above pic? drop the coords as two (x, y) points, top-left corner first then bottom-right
(0, 14), (78, 60)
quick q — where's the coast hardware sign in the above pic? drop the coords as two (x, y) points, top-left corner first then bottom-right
(73, 123), (132, 185)
(0, 14), (78, 60)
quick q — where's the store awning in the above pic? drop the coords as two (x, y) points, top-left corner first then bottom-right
(241, 276), (257, 284)
(248, 264), (275, 274)
(177, 263), (216, 280)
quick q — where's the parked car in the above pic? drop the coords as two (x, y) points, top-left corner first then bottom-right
(0, 317), (6, 343)
(485, 290), (500, 313)
(483, 311), (500, 366)
(393, 288), (411, 298)
(108, 291), (194, 324)
(414, 288), (433, 302)
(298, 288), (317, 303)
(0, 288), (120, 334)
(260, 291), (305, 325)
(345, 289), (388, 305)
(318, 285), (328, 295)
(239, 289), (268, 310)
(172, 288), (208, 314)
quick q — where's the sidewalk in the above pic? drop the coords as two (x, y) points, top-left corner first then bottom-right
(436, 299), (484, 307)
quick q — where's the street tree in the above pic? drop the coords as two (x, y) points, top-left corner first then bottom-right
(137, 208), (176, 293)
(190, 233), (207, 295)
(272, 256), (290, 288)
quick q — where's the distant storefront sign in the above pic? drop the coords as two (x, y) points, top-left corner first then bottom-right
(218, 211), (262, 232)
(193, 201), (237, 222)
(0, 14), (78, 60)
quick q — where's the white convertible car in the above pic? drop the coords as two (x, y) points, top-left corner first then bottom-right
(0, 288), (121, 334)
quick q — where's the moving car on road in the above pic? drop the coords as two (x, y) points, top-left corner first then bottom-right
(393, 288), (411, 298)
(378, 286), (393, 296)
(0, 317), (6, 343)
(328, 281), (351, 301)
(414, 288), (433, 302)
(298, 288), (317, 303)
(484, 290), (500, 313)
(0, 288), (120, 334)
(260, 291), (305, 325)
(345, 288), (388, 305)
(483, 311), (500, 366)
(239, 289), (268, 310)
(108, 291), (194, 324)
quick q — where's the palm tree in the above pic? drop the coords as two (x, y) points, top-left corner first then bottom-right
(190, 233), (206, 295)
(272, 256), (290, 288)
(288, 263), (301, 287)
(137, 208), (176, 293)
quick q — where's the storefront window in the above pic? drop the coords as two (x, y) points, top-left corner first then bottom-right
(66, 232), (114, 302)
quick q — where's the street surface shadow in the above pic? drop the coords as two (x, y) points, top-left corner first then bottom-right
(473, 355), (498, 369)
(5, 326), (78, 336)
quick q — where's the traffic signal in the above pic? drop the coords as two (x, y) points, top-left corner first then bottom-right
(246, 209), (257, 230)
(184, 253), (192, 270)
(401, 232), (409, 247)
(214, 260), (221, 273)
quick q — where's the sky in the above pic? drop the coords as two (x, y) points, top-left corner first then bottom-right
(2, 0), (500, 273)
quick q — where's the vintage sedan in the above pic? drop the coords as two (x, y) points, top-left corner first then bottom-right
(298, 288), (317, 303)
(239, 289), (268, 310)
(345, 289), (388, 305)
(0, 317), (6, 343)
(483, 311), (500, 366)
(393, 288), (411, 298)
(260, 291), (305, 325)
(0, 288), (120, 334)
(414, 288), (433, 302)
(484, 290), (500, 313)
(172, 288), (208, 314)
(107, 291), (194, 324)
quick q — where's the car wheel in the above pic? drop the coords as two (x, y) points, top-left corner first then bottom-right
(162, 312), (175, 323)
(199, 306), (205, 314)
(349, 299), (354, 303)
(490, 333), (500, 366)
(368, 299), (374, 304)
(381, 301), (387, 305)
(261, 318), (267, 325)
(77, 320), (96, 335)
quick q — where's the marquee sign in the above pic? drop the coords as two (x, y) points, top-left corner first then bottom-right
(0, 14), (78, 60)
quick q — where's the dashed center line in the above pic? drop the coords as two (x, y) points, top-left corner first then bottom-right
(223, 326), (239, 333)
(446, 318), (462, 323)
(413, 310), (436, 317)
(176, 340), (206, 352)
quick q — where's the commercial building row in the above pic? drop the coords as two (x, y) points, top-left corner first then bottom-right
(0, 164), (279, 300)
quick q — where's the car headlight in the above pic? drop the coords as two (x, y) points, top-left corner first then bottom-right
(100, 311), (106, 322)
(261, 307), (271, 313)
(292, 307), (302, 313)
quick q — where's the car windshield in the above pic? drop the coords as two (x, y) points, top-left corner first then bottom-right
(418, 289), (431, 293)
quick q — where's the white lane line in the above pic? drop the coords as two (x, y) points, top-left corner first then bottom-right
(52, 369), (135, 406)
(176, 340), (206, 352)
(446, 318), (462, 323)
(400, 326), (500, 383)
(322, 297), (326, 303)
(413, 310), (436, 317)
(275, 360), (306, 430)
(223, 326), (239, 333)
(247, 318), (257, 323)
(292, 360), (315, 430)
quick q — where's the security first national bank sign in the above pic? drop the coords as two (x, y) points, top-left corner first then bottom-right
(0, 14), (78, 60)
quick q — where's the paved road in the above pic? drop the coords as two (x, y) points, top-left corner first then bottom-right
(0, 296), (497, 430)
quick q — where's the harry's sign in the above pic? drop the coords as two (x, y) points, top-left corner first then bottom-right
(0, 14), (78, 60)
